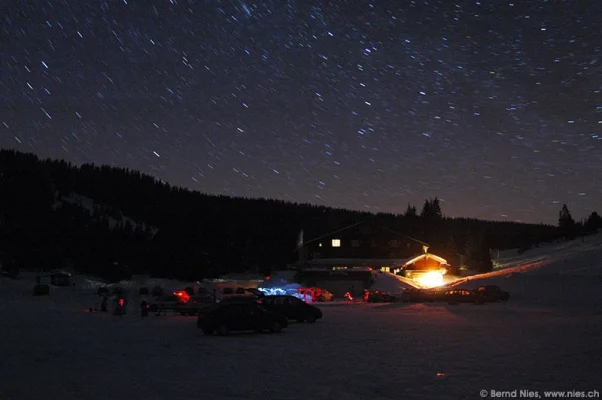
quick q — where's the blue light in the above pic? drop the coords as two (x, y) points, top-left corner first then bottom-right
(257, 285), (313, 303)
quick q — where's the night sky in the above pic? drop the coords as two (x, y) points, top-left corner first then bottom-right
(1, 0), (601, 225)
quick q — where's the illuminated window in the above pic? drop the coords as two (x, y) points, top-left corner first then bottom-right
(332, 238), (341, 247)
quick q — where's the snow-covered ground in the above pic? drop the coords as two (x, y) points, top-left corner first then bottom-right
(1, 234), (602, 399)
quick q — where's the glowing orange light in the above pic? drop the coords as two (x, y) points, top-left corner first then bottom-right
(416, 271), (444, 288)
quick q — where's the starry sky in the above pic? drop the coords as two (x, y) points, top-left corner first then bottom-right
(1, 0), (601, 225)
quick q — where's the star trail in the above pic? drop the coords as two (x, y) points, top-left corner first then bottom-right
(1, 0), (600, 224)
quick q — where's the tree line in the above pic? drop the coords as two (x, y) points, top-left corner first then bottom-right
(0, 149), (599, 281)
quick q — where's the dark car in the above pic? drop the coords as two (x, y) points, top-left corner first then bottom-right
(149, 294), (186, 313)
(401, 288), (425, 303)
(219, 295), (260, 304)
(197, 301), (287, 336)
(473, 285), (510, 302)
(244, 288), (265, 298)
(364, 290), (396, 303)
(174, 295), (215, 316)
(421, 288), (447, 302)
(260, 295), (323, 323)
(444, 289), (486, 305)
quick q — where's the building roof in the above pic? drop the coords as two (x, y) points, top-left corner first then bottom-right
(401, 253), (448, 268)
(303, 220), (429, 247)
(48, 269), (72, 276)
(307, 258), (411, 266)
(215, 272), (265, 281)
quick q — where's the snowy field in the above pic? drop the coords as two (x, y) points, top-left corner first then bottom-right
(1, 235), (602, 400)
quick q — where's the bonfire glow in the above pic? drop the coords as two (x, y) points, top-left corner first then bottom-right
(415, 271), (444, 288)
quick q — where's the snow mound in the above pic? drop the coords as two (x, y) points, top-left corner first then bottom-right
(370, 271), (419, 294)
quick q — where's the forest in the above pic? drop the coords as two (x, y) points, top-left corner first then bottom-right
(1, 149), (600, 282)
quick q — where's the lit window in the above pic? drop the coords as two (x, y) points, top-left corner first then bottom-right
(332, 239), (341, 247)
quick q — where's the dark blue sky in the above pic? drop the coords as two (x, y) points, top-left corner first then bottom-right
(1, 0), (600, 224)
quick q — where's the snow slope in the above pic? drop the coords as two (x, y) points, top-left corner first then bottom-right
(446, 233), (602, 309)
(1, 235), (601, 400)
(56, 192), (158, 236)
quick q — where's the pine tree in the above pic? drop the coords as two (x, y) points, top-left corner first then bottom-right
(440, 235), (463, 275)
(466, 232), (493, 273)
(431, 197), (442, 219)
(584, 211), (602, 233)
(420, 197), (443, 220)
(404, 203), (417, 217)
(558, 204), (576, 239)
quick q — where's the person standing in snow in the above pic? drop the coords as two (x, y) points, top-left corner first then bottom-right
(140, 300), (149, 317)
(113, 297), (125, 316)
(100, 296), (108, 312)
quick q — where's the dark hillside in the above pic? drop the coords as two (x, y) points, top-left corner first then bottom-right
(0, 149), (566, 281)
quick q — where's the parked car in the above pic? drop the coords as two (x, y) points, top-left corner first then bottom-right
(317, 289), (334, 302)
(174, 295), (215, 315)
(218, 295), (260, 304)
(97, 286), (110, 296)
(149, 294), (186, 313)
(260, 295), (323, 323)
(218, 287), (262, 303)
(364, 290), (396, 303)
(244, 288), (265, 298)
(197, 301), (287, 336)
(401, 288), (424, 303)
(473, 285), (509, 302)
(421, 288), (447, 302)
(444, 289), (486, 305)
(296, 287), (332, 302)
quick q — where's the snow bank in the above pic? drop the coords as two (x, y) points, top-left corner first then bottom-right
(370, 271), (419, 294)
